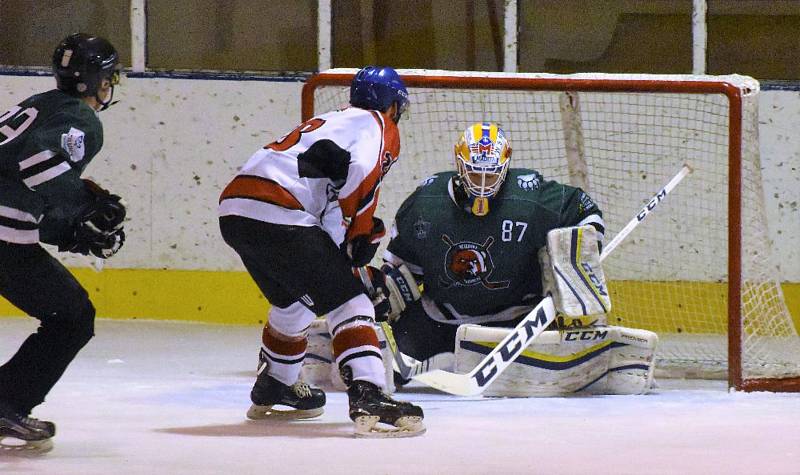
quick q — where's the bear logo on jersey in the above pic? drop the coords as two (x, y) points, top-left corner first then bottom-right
(439, 234), (510, 290)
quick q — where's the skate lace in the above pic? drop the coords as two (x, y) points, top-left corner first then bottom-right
(20, 416), (45, 429)
(291, 381), (313, 398)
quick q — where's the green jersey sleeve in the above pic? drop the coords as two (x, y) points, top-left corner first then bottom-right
(385, 190), (423, 273)
(27, 109), (103, 244)
(557, 185), (604, 234)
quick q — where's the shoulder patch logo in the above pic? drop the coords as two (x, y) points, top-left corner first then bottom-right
(419, 175), (437, 187)
(517, 173), (541, 191)
(413, 216), (431, 240)
(578, 192), (596, 213)
(61, 127), (86, 162)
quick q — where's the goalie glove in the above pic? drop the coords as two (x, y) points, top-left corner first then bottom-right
(342, 216), (385, 267)
(356, 263), (421, 322)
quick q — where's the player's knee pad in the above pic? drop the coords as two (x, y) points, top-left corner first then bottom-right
(324, 293), (375, 335)
(43, 297), (96, 348)
(267, 300), (317, 338)
(454, 324), (657, 397)
(324, 294), (388, 387)
(302, 319), (396, 393)
(302, 319), (395, 393)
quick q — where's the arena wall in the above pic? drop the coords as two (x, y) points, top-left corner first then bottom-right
(0, 74), (797, 324)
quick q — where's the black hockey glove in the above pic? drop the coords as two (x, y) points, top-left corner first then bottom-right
(342, 216), (385, 267)
(82, 179), (127, 233)
(58, 179), (127, 259)
(356, 264), (421, 322)
(355, 266), (393, 321)
(60, 223), (125, 259)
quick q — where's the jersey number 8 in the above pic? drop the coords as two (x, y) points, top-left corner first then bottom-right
(265, 118), (326, 152)
(501, 220), (527, 242)
(0, 106), (38, 146)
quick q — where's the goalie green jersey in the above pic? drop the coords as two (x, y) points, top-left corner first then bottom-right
(385, 169), (603, 324)
(0, 89), (102, 244)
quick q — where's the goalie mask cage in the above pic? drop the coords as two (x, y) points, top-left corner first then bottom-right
(302, 69), (800, 392)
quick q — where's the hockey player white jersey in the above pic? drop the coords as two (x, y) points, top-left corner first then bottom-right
(219, 107), (400, 243)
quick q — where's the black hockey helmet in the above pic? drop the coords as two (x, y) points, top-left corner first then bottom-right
(53, 33), (120, 108)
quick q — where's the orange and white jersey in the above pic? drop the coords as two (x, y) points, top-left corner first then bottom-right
(219, 107), (400, 243)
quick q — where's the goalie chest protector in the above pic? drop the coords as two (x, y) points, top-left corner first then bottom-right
(387, 169), (602, 319)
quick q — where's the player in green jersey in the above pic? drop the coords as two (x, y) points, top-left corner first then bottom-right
(0, 33), (126, 452)
(369, 122), (605, 382)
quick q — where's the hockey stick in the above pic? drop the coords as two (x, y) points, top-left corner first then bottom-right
(378, 321), (452, 380)
(355, 267), (427, 378)
(413, 163), (693, 396)
(91, 257), (104, 272)
(378, 321), (415, 377)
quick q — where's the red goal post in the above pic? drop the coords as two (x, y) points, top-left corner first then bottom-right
(302, 69), (800, 392)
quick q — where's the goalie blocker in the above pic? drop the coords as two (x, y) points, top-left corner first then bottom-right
(539, 224), (610, 320)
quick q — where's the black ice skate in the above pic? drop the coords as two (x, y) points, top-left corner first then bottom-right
(246, 373), (326, 420)
(347, 380), (425, 438)
(0, 404), (55, 453)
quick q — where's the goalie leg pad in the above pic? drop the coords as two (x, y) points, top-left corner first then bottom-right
(539, 225), (610, 317)
(454, 324), (657, 397)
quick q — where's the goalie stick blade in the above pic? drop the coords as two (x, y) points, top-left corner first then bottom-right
(412, 298), (557, 397)
(412, 369), (482, 397)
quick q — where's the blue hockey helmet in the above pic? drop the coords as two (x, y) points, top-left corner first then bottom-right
(349, 66), (409, 123)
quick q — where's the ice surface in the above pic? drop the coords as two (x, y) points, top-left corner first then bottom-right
(1, 317), (798, 475)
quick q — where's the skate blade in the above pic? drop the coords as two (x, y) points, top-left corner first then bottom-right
(353, 415), (426, 438)
(246, 404), (324, 421)
(0, 435), (53, 455)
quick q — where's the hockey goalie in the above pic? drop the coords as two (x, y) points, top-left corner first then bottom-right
(303, 122), (657, 397)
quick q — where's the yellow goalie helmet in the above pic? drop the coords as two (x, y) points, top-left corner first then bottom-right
(453, 122), (512, 216)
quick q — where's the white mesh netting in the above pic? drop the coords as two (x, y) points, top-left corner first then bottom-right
(307, 70), (800, 388)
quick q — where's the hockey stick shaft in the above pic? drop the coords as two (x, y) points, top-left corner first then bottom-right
(378, 321), (447, 379)
(379, 321), (417, 377)
(413, 163), (693, 396)
(599, 163), (692, 261)
(91, 256), (105, 272)
(355, 267), (422, 378)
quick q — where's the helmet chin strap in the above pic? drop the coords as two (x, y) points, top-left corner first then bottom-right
(96, 85), (117, 111)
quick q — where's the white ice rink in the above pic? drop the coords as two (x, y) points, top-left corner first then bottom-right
(1, 317), (799, 475)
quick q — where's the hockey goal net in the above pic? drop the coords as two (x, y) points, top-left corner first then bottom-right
(302, 69), (800, 392)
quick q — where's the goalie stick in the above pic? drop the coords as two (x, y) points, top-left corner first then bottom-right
(354, 267), (429, 379)
(412, 163), (693, 396)
(379, 321), (449, 379)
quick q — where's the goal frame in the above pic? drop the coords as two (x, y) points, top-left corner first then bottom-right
(301, 69), (800, 392)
